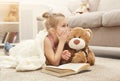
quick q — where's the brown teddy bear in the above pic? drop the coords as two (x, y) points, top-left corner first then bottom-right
(4, 4), (19, 22)
(61, 27), (95, 65)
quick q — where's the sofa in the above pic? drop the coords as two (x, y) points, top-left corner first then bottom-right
(68, 0), (120, 58)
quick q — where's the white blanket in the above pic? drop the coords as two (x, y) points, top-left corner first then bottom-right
(0, 29), (48, 71)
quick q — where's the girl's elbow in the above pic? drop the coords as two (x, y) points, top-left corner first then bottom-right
(49, 58), (60, 66)
(51, 61), (59, 66)
(52, 64), (59, 66)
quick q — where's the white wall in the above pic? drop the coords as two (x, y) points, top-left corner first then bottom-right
(0, 0), (66, 4)
(20, 3), (51, 38)
(0, 0), (81, 39)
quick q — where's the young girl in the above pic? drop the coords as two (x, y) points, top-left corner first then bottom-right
(43, 12), (71, 66)
(4, 12), (71, 66)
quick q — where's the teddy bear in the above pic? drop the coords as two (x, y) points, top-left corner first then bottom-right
(61, 27), (95, 65)
(4, 4), (19, 22)
(75, 0), (90, 14)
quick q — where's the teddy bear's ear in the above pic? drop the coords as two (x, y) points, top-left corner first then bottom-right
(85, 29), (92, 39)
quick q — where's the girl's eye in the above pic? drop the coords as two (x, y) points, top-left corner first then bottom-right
(79, 36), (81, 38)
(74, 36), (76, 38)
(62, 25), (65, 27)
(62, 24), (68, 27)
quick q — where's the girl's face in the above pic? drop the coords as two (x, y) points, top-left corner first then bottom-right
(56, 18), (70, 35)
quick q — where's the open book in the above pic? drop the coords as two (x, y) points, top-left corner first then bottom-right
(41, 63), (90, 77)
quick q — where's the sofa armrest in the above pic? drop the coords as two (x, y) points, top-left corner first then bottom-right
(90, 46), (120, 59)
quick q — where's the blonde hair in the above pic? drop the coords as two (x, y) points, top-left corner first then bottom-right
(42, 12), (65, 30)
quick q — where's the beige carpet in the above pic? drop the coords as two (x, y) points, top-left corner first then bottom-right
(0, 48), (5, 56)
(0, 49), (120, 81)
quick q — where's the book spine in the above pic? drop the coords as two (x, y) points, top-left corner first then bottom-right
(10, 32), (18, 43)
(2, 32), (7, 43)
(7, 32), (12, 43)
(5, 32), (10, 43)
(3, 32), (9, 43)
(1, 32), (18, 43)
(12, 32), (18, 43)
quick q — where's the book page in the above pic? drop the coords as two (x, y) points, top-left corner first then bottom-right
(46, 63), (90, 72)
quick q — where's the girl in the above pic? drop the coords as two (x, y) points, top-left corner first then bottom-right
(4, 12), (71, 66)
(43, 12), (71, 66)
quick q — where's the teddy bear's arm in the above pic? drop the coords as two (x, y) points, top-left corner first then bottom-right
(87, 47), (95, 65)
(71, 51), (87, 63)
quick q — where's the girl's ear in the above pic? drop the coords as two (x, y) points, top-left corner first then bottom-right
(48, 28), (56, 34)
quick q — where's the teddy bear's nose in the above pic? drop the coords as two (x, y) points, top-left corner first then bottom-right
(74, 39), (80, 45)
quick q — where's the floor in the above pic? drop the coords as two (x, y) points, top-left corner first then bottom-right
(0, 48), (5, 56)
(0, 48), (120, 81)
(0, 57), (120, 81)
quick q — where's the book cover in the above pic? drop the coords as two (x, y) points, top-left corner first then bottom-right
(41, 63), (90, 77)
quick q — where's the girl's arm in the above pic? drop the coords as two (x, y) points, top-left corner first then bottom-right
(44, 37), (65, 66)
(61, 50), (71, 61)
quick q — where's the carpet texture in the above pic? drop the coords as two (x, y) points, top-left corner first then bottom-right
(0, 49), (120, 81)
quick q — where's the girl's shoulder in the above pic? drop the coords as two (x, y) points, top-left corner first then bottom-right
(44, 36), (56, 51)
(44, 36), (53, 47)
(44, 36), (50, 44)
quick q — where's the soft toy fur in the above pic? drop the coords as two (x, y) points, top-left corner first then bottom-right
(75, 0), (90, 14)
(4, 4), (19, 22)
(61, 27), (95, 65)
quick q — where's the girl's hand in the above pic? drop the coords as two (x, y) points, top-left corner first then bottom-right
(57, 28), (70, 44)
(61, 50), (71, 61)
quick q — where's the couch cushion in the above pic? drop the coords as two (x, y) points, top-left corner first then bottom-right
(64, 0), (86, 12)
(68, 12), (104, 28)
(36, 5), (72, 20)
(97, 0), (120, 11)
(89, 0), (100, 12)
(102, 10), (120, 27)
(36, 0), (84, 19)
(40, 0), (86, 12)
(48, 5), (72, 18)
